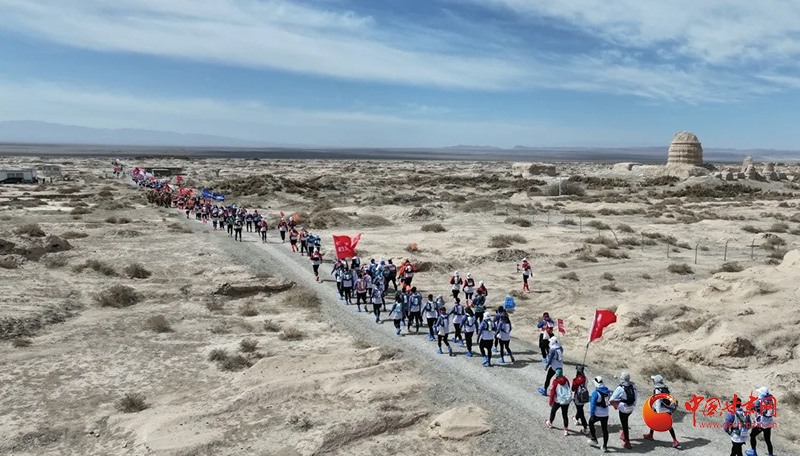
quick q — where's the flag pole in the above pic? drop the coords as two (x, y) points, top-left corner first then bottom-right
(583, 308), (596, 367)
(582, 342), (590, 367)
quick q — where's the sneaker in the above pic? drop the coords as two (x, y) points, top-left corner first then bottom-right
(509, 356), (515, 363)
(436, 348), (443, 354)
(601, 447), (608, 453)
(673, 440), (682, 450)
(448, 348), (454, 356)
(499, 357), (506, 364)
(375, 317), (380, 323)
(357, 308), (361, 313)
(541, 358), (548, 364)
(580, 428), (586, 435)
(466, 351), (472, 357)
(643, 433), (654, 440)
(428, 335), (434, 341)
(459, 342), (465, 348)
(573, 418), (580, 426)
(452, 337), (457, 343)
(538, 387), (547, 396)
(492, 347), (499, 353)
(622, 440), (632, 449)
(620, 431), (626, 440)
(545, 420), (553, 428)
(396, 328), (401, 335)
(744, 451), (756, 456)
(563, 428), (569, 436)
(587, 438), (598, 446)
(482, 357), (488, 366)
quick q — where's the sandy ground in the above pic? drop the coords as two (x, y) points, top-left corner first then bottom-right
(1, 156), (799, 455)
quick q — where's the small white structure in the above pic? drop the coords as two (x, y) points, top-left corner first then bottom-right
(37, 165), (62, 179)
(0, 169), (37, 184)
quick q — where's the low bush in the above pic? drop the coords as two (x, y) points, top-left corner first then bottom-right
(767, 222), (790, 233)
(239, 338), (259, 353)
(60, 231), (89, 239)
(219, 355), (252, 371)
(576, 251), (598, 263)
(206, 299), (224, 313)
(94, 284), (141, 308)
(559, 272), (579, 281)
(353, 339), (371, 349)
(15, 223), (45, 237)
(763, 235), (787, 250)
(712, 262), (744, 274)
(145, 315), (172, 333)
(602, 272), (614, 281)
(117, 393), (148, 413)
(239, 302), (259, 317)
(505, 217), (532, 227)
(554, 261), (568, 269)
(667, 263), (694, 275)
(558, 219), (577, 226)
(74, 259), (117, 276)
(12, 338), (32, 348)
(617, 224), (634, 233)
(601, 283), (624, 292)
(263, 320), (281, 332)
(640, 361), (695, 382)
(168, 222), (193, 233)
(641, 273), (652, 280)
(488, 234), (526, 248)
(596, 247), (629, 259)
(208, 348), (228, 362)
(545, 182), (585, 197)
(586, 220), (611, 230)
(0, 257), (19, 269)
(282, 287), (321, 309)
(279, 327), (306, 341)
(71, 207), (92, 215)
(421, 223), (446, 233)
(124, 263), (152, 279)
(585, 235), (617, 249)
(742, 225), (762, 234)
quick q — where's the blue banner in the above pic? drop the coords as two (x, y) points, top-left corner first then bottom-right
(201, 189), (225, 201)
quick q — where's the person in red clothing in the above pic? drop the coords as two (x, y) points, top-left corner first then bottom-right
(449, 271), (463, 300)
(310, 248), (323, 282)
(571, 365), (590, 434)
(520, 258), (532, 292)
(545, 367), (571, 436)
(476, 280), (488, 297)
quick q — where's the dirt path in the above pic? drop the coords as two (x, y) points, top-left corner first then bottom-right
(171, 210), (750, 456)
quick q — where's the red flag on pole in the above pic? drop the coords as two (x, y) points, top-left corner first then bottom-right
(588, 309), (617, 343)
(332, 234), (363, 260)
(280, 211), (285, 217)
(557, 318), (566, 335)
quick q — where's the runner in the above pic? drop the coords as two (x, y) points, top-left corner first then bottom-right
(288, 227), (299, 252)
(462, 307), (477, 357)
(355, 273), (369, 312)
(537, 312), (555, 362)
(588, 376), (611, 452)
(496, 314), (515, 364)
(385, 260), (398, 291)
(233, 216), (244, 242)
(748, 386), (775, 456)
(539, 337), (564, 396)
(477, 315), (496, 367)
(476, 280), (488, 297)
(371, 287), (383, 323)
(572, 365), (590, 435)
(473, 294), (486, 323)
(449, 298), (465, 346)
(423, 294), (438, 341)
(433, 307), (454, 356)
(449, 271), (463, 300)
(725, 396), (752, 456)
(401, 260), (415, 287)
(642, 374), (681, 449)
(259, 219), (268, 243)
(310, 247), (323, 282)
(389, 297), (404, 335)
(463, 272), (476, 302)
(610, 371), (637, 450)
(546, 367), (571, 436)
(521, 257), (532, 292)
(407, 287), (423, 333)
(341, 267), (354, 305)
(277, 217), (287, 243)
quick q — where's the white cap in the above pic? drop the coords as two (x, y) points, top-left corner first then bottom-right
(755, 386), (769, 397)
(619, 371), (631, 382)
(467, 272), (472, 277)
(522, 258), (527, 262)
(594, 376), (604, 387)
(651, 374), (664, 385)
(454, 271), (459, 276)
(479, 281), (484, 285)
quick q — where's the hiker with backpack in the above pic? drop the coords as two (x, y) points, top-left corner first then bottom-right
(545, 368), (571, 436)
(450, 271), (463, 300)
(341, 267), (355, 305)
(496, 314), (515, 364)
(643, 374), (681, 449)
(748, 386), (775, 456)
(385, 260), (398, 291)
(539, 337), (564, 396)
(423, 294), (438, 341)
(407, 287), (423, 333)
(433, 307), (454, 356)
(354, 273), (369, 312)
(610, 371), (637, 450)
(520, 258), (532, 292)
(449, 298), (465, 346)
(477, 315), (496, 366)
(463, 272), (476, 302)
(310, 248), (323, 282)
(725, 396), (753, 456)
(492, 306), (506, 353)
(462, 307), (477, 357)
(537, 312), (555, 363)
(588, 376), (611, 452)
(472, 295), (486, 323)
(370, 287), (383, 323)
(476, 280), (488, 297)
(401, 260), (415, 287)
(572, 365), (590, 435)
(389, 297), (404, 335)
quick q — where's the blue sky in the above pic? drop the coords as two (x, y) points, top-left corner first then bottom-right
(1, 0), (800, 148)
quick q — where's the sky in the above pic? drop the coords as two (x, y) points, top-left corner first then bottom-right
(1, 0), (800, 149)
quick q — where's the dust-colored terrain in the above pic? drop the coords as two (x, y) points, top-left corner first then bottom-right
(2, 155), (800, 455)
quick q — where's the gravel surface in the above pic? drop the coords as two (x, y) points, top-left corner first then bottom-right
(172, 210), (769, 456)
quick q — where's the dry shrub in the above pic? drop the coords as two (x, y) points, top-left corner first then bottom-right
(619, 237), (640, 246)
(124, 263), (152, 279)
(239, 338), (259, 353)
(640, 361), (695, 383)
(762, 235), (787, 250)
(559, 219), (577, 226)
(0, 257), (19, 269)
(545, 182), (585, 196)
(74, 259), (117, 276)
(785, 391), (800, 411)
(12, 338), (32, 348)
(617, 224), (634, 233)
(488, 234), (526, 248)
(586, 220), (611, 230)
(353, 339), (371, 349)
(767, 222), (789, 233)
(97, 189), (114, 197)
(117, 393), (148, 413)
(206, 299), (224, 313)
(712, 262), (744, 274)
(641, 273), (652, 280)
(94, 284), (141, 308)
(355, 215), (393, 228)
(105, 216), (131, 224)
(220, 355), (252, 371)
(145, 315), (172, 333)
(239, 302), (259, 317)
(585, 235), (617, 249)
(279, 327), (306, 341)
(457, 198), (496, 213)
(576, 250), (598, 263)
(596, 247), (629, 259)
(505, 217), (532, 227)
(263, 320), (281, 332)
(15, 223), (45, 237)
(71, 207), (92, 215)
(421, 223), (446, 233)
(554, 261), (568, 268)
(208, 349), (228, 362)
(667, 263), (694, 275)
(308, 210), (351, 229)
(60, 231), (89, 239)
(602, 272), (615, 281)
(601, 283), (624, 292)
(742, 225), (762, 234)
(168, 222), (193, 234)
(559, 271), (579, 281)
(57, 186), (81, 194)
(282, 287), (321, 309)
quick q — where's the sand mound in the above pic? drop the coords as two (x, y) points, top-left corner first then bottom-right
(213, 278), (294, 298)
(777, 249), (800, 271)
(429, 405), (490, 439)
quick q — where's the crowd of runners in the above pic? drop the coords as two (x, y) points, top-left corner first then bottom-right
(135, 173), (778, 456)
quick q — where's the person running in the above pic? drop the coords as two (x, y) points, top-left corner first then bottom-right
(473, 294), (486, 323)
(245, 212), (253, 232)
(539, 337), (564, 396)
(433, 307), (453, 356)
(407, 287), (423, 333)
(477, 315), (496, 367)
(423, 294), (438, 341)
(449, 298), (465, 346)
(233, 217), (244, 242)
(520, 257), (532, 292)
(371, 287), (383, 323)
(389, 298), (404, 335)
(449, 271), (463, 300)
(226, 214), (234, 236)
(333, 262), (345, 300)
(401, 260), (415, 287)
(463, 273), (476, 302)
(748, 386), (775, 456)
(572, 365), (590, 435)
(211, 210), (219, 230)
(642, 374), (681, 449)
(537, 312), (555, 362)
(341, 268), (354, 304)
(462, 307), (477, 357)
(546, 367), (571, 436)
(610, 371), (637, 450)
(476, 280), (488, 297)
(496, 314), (515, 364)
(351, 255), (361, 271)
(299, 228), (309, 254)
(385, 260), (398, 291)
(259, 219), (268, 243)
(288, 227), (299, 252)
(278, 217), (288, 243)
(724, 396), (752, 456)
(492, 306), (506, 353)
(588, 376), (611, 452)
(310, 248), (323, 282)
(355, 274), (369, 312)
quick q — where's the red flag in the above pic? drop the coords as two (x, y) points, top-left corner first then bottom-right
(588, 309), (617, 343)
(333, 235), (356, 260)
(280, 211), (285, 217)
(351, 233), (362, 250)
(176, 175), (183, 182)
(557, 318), (566, 335)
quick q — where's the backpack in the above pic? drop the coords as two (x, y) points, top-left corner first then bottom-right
(482, 320), (494, 332)
(622, 383), (636, 406)
(574, 383), (590, 405)
(654, 386), (676, 411)
(556, 383), (572, 405)
(595, 391), (609, 408)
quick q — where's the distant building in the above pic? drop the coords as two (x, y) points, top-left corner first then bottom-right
(0, 169), (37, 184)
(667, 132), (703, 166)
(37, 164), (62, 178)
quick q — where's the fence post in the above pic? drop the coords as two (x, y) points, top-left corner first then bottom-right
(547, 211), (550, 226)
(751, 238), (756, 260)
(695, 243), (699, 264)
(666, 241), (670, 258)
(610, 229), (619, 247)
(724, 239), (730, 262)
(641, 233), (644, 252)
(579, 216), (582, 233)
